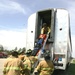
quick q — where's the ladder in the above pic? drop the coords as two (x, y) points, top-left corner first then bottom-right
(32, 32), (50, 75)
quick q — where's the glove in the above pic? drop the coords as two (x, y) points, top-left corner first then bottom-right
(34, 69), (39, 75)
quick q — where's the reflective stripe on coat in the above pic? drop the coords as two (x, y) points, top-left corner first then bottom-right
(3, 56), (24, 75)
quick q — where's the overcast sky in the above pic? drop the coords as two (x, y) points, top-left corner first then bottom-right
(0, 0), (75, 57)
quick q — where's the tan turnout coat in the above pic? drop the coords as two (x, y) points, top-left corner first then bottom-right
(3, 56), (24, 75)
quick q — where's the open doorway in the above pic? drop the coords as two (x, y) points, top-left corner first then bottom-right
(35, 9), (54, 42)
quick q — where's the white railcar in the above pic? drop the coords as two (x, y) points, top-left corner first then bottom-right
(26, 8), (72, 70)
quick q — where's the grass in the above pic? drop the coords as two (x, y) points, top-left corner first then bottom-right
(67, 59), (75, 75)
(67, 63), (75, 75)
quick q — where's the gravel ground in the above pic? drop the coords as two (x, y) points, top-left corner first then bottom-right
(0, 58), (7, 75)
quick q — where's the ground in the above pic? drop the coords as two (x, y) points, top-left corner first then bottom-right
(0, 59), (7, 75)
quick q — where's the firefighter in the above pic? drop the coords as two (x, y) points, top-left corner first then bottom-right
(41, 23), (51, 49)
(41, 23), (51, 34)
(23, 49), (38, 75)
(18, 49), (26, 61)
(34, 50), (54, 75)
(3, 51), (24, 75)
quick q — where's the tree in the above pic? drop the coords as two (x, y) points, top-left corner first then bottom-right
(0, 45), (4, 52)
(14, 47), (17, 51)
(22, 47), (26, 52)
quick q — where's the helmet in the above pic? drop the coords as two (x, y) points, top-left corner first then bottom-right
(43, 23), (47, 27)
(26, 49), (32, 54)
(18, 49), (25, 55)
(11, 50), (19, 57)
(43, 50), (50, 60)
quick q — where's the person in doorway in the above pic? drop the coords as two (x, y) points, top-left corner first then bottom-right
(41, 23), (51, 34)
(41, 23), (51, 49)
(34, 50), (54, 75)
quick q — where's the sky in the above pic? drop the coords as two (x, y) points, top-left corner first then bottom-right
(0, 0), (75, 57)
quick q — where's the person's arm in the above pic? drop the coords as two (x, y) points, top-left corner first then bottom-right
(48, 27), (51, 33)
(41, 28), (44, 34)
(50, 61), (54, 74)
(34, 56), (38, 62)
(19, 59), (26, 74)
(34, 62), (41, 73)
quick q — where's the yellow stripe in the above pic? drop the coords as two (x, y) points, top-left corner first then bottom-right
(27, 67), (31, 70)
(25, 60), (30, 62)
(4, 66), (20, 70)
(42, 67), (51, 71)
(24, 64), (31, 70)
(24, 64), (28, 68)
(40, 72), (50, 75)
